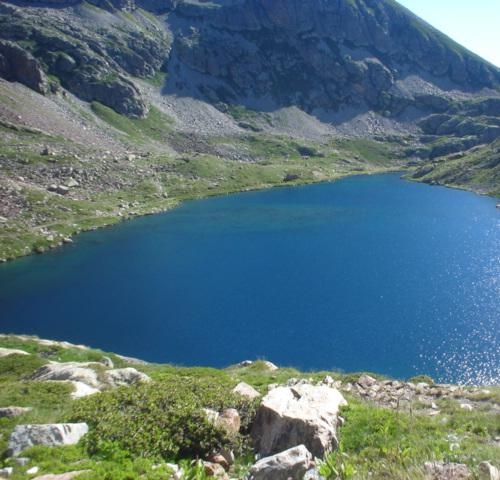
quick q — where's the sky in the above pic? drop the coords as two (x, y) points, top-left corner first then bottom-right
(396, 0), (500, 67)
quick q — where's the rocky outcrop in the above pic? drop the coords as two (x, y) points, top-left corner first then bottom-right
(7, 423), (89, 456)
(252, 384), (347, 458)
(248, 445), (313, 480)
(0, 40), (48, 94)
(31, 361), (151, 395)
(479, 462), (500, 480)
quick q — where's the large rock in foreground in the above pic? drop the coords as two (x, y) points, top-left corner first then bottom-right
(8, 423), (89, 456)
(249, 445), (313, 480)
(252, 384), (347, 458)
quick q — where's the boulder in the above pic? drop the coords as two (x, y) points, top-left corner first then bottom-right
(0, 407), (32, 418)
(248, 445), (313, 480)
(103, 368), (151, 387)
(31, 363), (101, 388)
(8, 423), (89, 456)
(424, 461), (471, 480)
(252, 384), (347, 458)
(0, 347), (29, 357)
(232, 382), (261, 400)
(479, 462), (500, 480)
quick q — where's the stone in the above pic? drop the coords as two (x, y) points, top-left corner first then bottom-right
(0, 347), (29, 357)
(209, 454), (230, 471)
(32, 363), (101, 388)
(460, 403), (473, 411)
(65, 178), (79, 188)
(14, 458), (30, 466)
(101, 356), (114, 368)
(0, 407), (32, 418)
(248, 445), (313, 480)
(31, 472), (89, 480)
(203, 462), (229, 479)
(0, 467), (13, 477)
(424, 461), (471, 480)
(232, 382), (261, 400)
(7, 423), (89, 456)
(357, 374), (377, 389)
(216, 408), (240, 436)
(103, 368), (151, 387)
(252, 384), (347, 458)
(479, 462), (500, 480)
(27, 467), (39, 475)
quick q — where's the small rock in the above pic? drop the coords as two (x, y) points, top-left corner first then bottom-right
(203, 462), (229, 479)
(232, 382), (261, 400)
(62, 238), (73, 244)
(460, 403), (473, 411)
(209, 454), (230, 471)
(357, 374), (377, 389)
(321, 375), (335, 386)
(0, 216), (7, 223)
(100, 356), (114, 368)
(0, 407), (32, 418)
(262, 361), (278, 371)
(27, 466), (39, 475)
(70, 381), (100, 399)
(249, 445), (313, 480)
(15, 458), (30, 466)
(65, 178), (79, 188)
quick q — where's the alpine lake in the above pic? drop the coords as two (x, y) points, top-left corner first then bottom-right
(0, 173), (498, 385)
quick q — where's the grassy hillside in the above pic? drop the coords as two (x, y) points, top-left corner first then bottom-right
(0, 335), (498, 479)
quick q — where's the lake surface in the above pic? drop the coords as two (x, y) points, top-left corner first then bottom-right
(0, 174), (499, 384)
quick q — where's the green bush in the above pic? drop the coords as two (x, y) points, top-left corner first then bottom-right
(70, 376), (256, 461)
(0, 354), (46, 382)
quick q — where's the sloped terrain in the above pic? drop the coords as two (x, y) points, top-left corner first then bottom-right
(0, 0), (499, 260)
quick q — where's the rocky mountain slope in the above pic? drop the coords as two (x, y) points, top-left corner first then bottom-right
(0, 0), (499, 260)
(0, 334), (499, 480)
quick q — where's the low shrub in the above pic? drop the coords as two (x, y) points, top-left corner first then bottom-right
(70, 376), (257, 461)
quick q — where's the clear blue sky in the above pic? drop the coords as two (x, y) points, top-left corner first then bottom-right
(396, 0), (500, 67)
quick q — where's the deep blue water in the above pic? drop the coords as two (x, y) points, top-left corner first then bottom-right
(0, 174), (499, 384)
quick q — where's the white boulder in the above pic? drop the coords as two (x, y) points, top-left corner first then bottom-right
(252, 384), (347, 458)
(249, 445), (313, 480)
(8, 423), (88, 456)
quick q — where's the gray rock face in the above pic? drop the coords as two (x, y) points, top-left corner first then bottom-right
(0, 40), (48, 94)
(7, 423), (89, 456)
(31, 471), (89, 480)
(249, 445), (313, 480)
(252, 384), (347, 458)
